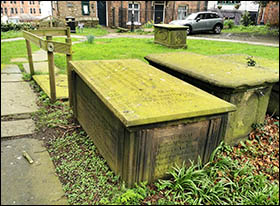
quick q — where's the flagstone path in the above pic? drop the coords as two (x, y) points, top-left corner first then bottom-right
(1, 64), (68, 205)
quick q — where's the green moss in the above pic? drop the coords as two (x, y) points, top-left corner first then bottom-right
(33, 74), (68, 100)
(70, 59), (236, 127)
(145, 52), (279, 89)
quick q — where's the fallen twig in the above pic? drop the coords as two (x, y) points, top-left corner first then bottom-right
(22, 151), (34, 164)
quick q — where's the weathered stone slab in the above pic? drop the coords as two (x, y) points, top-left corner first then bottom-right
(1, 138), (68, 205)
(23, 62), (59, 74)
(1, 64), (21, 74)
(145, 52), (279, 145)
(154, 24), (188, 48)
(70, 59), (236, 187)
(1, 119), (35, 138)
(33, 74), (68, 99)
(1, 73), (23, 82)
(32, 49), (48, 62)
(1, 82), (38, 116)
(211, 54), (279, 116)
(10, 57), (28, 63)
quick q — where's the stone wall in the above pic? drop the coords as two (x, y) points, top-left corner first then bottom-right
(52, 1), (98, 27)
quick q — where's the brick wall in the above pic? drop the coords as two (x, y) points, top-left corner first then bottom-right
(106, 1), (207, 28)
(1, 1), (41, 17)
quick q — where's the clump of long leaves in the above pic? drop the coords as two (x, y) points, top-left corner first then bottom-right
(156, 142), (279, 205)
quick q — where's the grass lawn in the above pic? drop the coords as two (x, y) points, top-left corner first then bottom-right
(223, 25), (279, 36)
(1, 30), (23, 39)
(54, 37), (279, 73)
(74, 26), (109, 37)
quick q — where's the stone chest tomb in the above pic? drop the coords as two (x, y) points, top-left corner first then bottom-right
(69, 59), (235, 187)
(145, 52), (279, 145)
(154, 24), (188, 48)
(210, 54), (279, 116)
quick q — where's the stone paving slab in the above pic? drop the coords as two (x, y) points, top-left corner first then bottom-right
(1, 119), (36, 138)
(1, 64), (21, 74)
(10, 57), (28, 63)
(33, 74), (68, 99)
(1, 138), (68, 205)
(23, 62), (59, 74)
(1, 82), (38, 116)
(1, 73), (23, 82)
(32, 49), (48, 62)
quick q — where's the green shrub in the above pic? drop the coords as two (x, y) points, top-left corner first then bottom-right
(1, 22), (36, 32)
(224, 20), (235, 29)
(241, 11), (253, 26)
(86, 35), (95, 44)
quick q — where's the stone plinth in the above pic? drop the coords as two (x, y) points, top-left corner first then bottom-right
(154, 24), (188, 48)
(145, 52), (279, 145)
(211, 54), (279, 116)
(69, 59), (235, 187)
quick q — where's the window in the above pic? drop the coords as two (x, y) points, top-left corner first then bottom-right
(206, 13), (220, 19)
(1, 8), (3, 14)
(217, 1), (240, 5)
(39, 8), (41, 14)
(178, 6), (188, 20)
(3, 1), (6, 3)
(14, 1), (16, 3)
(11, 8), (14, 14)
(33, 1), (35, 4)
(29, 1), (32, 5)
(30, 8), (32, 13)
(21, 8), (24, 13)
(128, 2), (140, 23)
(15, 8), (17, 14)
(81, 1), (90, 15)
(21, 1), (24, 4)
(33, 8), (36, 13)
(5, 8), (7, 14)
(10, 1), (13, 3)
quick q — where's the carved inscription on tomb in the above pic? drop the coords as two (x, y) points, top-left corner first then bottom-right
(153, 120), (210, 178)
(155, 28), (168, 42)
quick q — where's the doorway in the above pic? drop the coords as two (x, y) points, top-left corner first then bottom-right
(154, 4), (164, 24)
(97, 1), (106, 26)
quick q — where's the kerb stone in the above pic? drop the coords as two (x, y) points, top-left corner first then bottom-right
(1, 119), (36, 138)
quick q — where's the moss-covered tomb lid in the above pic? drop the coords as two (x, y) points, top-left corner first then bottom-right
(70, 59), (236, 127)
(211, 54), (279, 73)
(154, 24), (189, 29)
(145, 52), (279, 89)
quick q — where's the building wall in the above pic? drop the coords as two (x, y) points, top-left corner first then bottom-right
(106, 1), (207, 28)
(1, 1), (41, 17)
(207, 1), (259, 12)
(257, 1), (279, 26)
(51, 1), (97, 19)
(40, 1), (52, 18)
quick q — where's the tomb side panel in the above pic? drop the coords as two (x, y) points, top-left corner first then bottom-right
(74, 74), (125, 174)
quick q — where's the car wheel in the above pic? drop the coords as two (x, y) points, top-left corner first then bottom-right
(186, 26), (192, 35)
(213, 24), (222, 34)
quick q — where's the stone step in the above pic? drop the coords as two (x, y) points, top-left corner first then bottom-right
(1, 138), (68, 205)
(1, 119), (35, 138)
(1, 82), (38, 117)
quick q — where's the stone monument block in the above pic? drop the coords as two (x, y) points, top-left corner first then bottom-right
(145, 52), (279, 145)
(69, 59), (235, 187)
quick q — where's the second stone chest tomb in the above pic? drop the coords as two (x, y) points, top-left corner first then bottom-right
(69, 59), (235, 187)
(145, 52), (279, 145)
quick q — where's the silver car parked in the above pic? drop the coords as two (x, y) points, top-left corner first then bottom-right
(169, 12), (224, 35)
